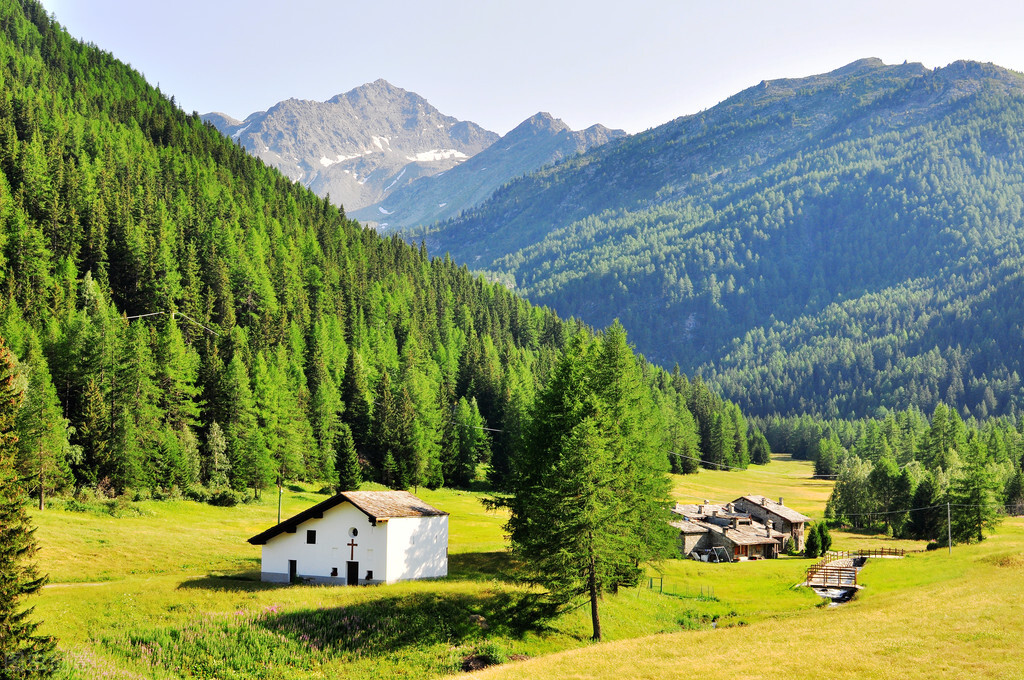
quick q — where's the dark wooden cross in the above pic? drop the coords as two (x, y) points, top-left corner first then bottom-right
(347, 538), (358, 560)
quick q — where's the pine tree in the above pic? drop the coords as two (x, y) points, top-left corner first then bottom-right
(391, 384), (417, 490)
(727, 403), (749, 468)
(749, 427), (772, 465)
(949, 438), (1002, 543)
(341, 349), (373, 459)
(222, 354), (271, 497)
(814, 434), (843, 478)
(1005, 470), (1024, 516)
(335, 422), (361, 491)
(666, 393), (700, 474)
(0, 336), (59, 676)
(369, 369), (397, 479)
(14, 335), (77, 510)
(891, 467), (916, 536)
(399, 335), (442, 491)
(447, 397), (489, 488)
(489, 365), (533, 490)
(204, 420), (230, 488)
(252, 352), (306, 489)
(705, 412), (728, 470)
(869, 455), (902, 533)
(907, 472), (942, 540)
(111, 320), (160, 491)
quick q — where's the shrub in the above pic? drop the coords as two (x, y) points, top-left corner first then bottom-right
(817, 522), (833, 553)
(183, 486), (211, 503)
(105, 496), (146, 518)
(804, 524), (822, 559)
(784, 537), (797, 555)
(208, 489), (243, 507)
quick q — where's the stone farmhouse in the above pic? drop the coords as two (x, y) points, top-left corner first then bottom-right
(732, 495), (809, 551)
(248, 490), (448, 585)
(671, 496), (809, 561)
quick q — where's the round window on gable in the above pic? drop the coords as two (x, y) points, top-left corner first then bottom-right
(349, 527), (358, 538)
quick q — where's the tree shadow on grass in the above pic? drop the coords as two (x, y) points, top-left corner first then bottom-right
(448, 551), (517, 582)
(177, 571), (293, 591)
(260, 589), (558, 657)
(179, 551), (521, 591)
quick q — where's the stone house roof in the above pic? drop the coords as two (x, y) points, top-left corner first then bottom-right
(736, 495), (810, 524)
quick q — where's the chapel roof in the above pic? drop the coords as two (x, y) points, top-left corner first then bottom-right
(247, 490), (447, 545)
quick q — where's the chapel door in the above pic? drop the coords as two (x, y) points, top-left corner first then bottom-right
(346, 561), (359, 586)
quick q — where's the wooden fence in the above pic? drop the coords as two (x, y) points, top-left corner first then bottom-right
(823, 547), (905, 559)
(806, 564), (858, 586)
(805, 547), (906, 586)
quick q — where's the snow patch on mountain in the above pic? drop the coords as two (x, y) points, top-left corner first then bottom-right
(320, 152), (365, 167)
(405, 149), (469, 162)
(383, 167), (406, 192)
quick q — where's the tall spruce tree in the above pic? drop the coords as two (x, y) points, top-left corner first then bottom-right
(0, 336), (59, 676)
(335, 422), (361, 491)
(340, 349), (373, 459)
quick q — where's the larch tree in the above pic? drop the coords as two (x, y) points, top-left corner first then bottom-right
(749, 427), (772, 465)
(14, 334), (77, 510)
(204, 420), (230, 488)
(502, 328), (673, 641)
(949, 437), (1002, 543)
(0, 336), (59, 676)
(665, 392), (700, 474)
(590, 321), (674, 589)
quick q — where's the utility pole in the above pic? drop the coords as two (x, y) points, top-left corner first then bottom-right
(278, 475), (283, 524)
(947, 502), (952, 555)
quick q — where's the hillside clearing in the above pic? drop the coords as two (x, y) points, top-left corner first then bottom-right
(28, 455), (1018, 679)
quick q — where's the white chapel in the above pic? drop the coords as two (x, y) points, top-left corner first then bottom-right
(248, 490), (449, 585)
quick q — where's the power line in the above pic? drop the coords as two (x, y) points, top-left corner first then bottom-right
(667, 451), (814, 478)
(830, 503), (946, 518)
(124, 310), (221, 336)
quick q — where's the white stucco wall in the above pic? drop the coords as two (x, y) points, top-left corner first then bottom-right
(384, 515), (449, 583)
(260, 502), (387, 584)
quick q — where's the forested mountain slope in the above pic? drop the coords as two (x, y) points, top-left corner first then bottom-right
(0, 0), (754, 502)
(419, 58), (1024, 420)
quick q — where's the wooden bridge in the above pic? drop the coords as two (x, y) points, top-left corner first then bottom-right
(805, 547), (905, 587)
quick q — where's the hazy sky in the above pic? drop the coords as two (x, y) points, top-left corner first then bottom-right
(39, 0), (1024, 135)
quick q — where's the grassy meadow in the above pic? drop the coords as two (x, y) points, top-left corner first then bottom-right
(25, 455), (1024, 679)
(476, 518), (1024, 680)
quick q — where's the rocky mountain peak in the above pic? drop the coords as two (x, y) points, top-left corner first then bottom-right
(202, 81), (498, 212)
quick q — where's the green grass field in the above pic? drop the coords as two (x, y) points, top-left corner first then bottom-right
(26, 455), (1024, 679)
